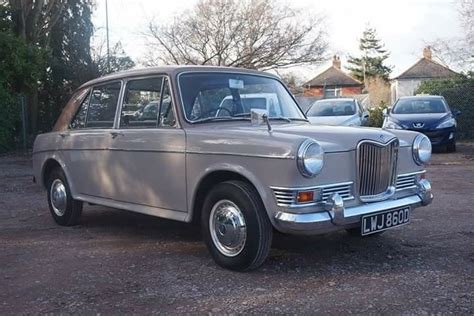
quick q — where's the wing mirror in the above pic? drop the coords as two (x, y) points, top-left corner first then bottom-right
(251, 109), (272, 132)
(452, 109), (461, 117)
(382, 107), (391, 117)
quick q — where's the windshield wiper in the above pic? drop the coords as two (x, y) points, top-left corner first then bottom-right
(192, 116), (250, 124)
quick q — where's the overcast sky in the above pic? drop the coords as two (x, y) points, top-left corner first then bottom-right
(92, 0), (463, 80)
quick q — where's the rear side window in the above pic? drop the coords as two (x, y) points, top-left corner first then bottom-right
(70, 91), (91, 129)
(86, 82), (121, 128)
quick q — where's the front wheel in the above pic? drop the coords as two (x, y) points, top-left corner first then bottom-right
(201, 180), (273, 271)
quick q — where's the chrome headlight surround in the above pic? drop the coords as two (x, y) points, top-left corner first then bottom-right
(297, 139), (324, 178)
(412, 134), (432, 165)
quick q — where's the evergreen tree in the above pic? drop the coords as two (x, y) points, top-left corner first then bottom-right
(347, 27), (392, 82)
(39, 0), (99, 132)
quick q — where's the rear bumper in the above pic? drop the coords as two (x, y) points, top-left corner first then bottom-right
(273, 179), (433, 235)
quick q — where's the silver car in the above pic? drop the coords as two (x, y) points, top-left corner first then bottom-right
(33, 66), (433, 271)
(306, 98), (369, 126)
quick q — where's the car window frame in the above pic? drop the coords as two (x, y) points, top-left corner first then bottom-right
(116, 74), (178, 130)
(68, 80), (123, 130)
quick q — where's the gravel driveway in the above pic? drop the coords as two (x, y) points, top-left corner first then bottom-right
(1, 144), (473, 314)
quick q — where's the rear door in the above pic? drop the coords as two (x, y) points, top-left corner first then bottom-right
(62, 81), (122, 199)
(108, 76), (187, 212)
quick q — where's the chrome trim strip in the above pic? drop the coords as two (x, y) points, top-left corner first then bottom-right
(33, 148), (294, 159)
(186, 151), (295, 159)
(270, 181), (354, 191)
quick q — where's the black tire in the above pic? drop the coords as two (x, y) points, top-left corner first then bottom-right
(346, 227), (385, 237)
(46, 168), (83, 226)
(446, 141), (456, 153)
(201, 180), (273, 271)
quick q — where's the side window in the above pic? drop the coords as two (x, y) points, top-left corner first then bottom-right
(158, 78), (176, 127)
(70, 90), (91, 129)
(86, 82), (121, 128)
(120, 77), (164, 128)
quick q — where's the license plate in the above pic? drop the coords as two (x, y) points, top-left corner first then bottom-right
(361, 207), (410, 236)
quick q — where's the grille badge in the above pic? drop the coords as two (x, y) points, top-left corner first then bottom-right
(413, 122), (424, 128)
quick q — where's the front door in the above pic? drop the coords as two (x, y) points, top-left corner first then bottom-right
(107, 76), (187, 213)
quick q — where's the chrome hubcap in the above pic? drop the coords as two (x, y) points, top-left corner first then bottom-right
(209, 200), (247, 257)
(50, 179), (67, 216)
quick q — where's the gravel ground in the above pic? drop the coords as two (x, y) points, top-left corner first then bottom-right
(0, 144), (473, 314)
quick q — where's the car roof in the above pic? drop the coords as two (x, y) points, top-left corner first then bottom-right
(77, 65), (279, 90)
(398, 95), (443, 100)
(314, 98), (355, 103)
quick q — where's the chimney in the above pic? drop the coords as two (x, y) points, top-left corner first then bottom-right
(423, 46), (432, 60)
(332, 55), (341, 69)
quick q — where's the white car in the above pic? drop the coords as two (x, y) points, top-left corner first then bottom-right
(217, 93), (283, 117)
(306, 98), (369, 126)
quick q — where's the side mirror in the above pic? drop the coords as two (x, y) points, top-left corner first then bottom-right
(452, 109), (461, 117)
(251, 109), (272, 131)
(382, 107), (391, 117)
(363, 111), (369, 119)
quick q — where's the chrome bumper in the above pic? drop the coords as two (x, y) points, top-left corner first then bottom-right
(273, 179), (433, 235)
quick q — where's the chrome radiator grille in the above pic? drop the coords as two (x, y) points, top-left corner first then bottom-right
(357, 139), (399, 200)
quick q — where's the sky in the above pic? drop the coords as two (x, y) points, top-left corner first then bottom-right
(91, 0), (464, 80)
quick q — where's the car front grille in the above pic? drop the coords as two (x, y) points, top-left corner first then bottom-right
(396, 173), (417, 190)
(357, 138), (399, 201)
(271, 182), (354, 208)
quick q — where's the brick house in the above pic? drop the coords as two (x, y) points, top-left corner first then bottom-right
(390, 47), (459, 103)
(303, 56), (364, 97)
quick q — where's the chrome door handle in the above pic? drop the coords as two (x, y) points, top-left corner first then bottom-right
(59, 132), (69, 138)
(110, 131), (124, 138)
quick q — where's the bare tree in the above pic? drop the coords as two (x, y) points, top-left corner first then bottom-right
(428, 0), (473, 70)
(143, 0), (327, 70)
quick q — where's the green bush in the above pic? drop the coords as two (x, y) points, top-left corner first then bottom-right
(0, 30), (44, 152)
(367, 102), (388, 127)
(416, 75), (474, 140)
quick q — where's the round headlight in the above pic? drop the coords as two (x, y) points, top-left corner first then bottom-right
(297, 139), (324, 177)
(413, 134), (432, 165)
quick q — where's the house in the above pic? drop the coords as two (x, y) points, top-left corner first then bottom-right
(390, 47), (459, 103)
(303, 56), (364, 97)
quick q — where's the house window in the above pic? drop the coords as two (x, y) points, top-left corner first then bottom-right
(324, 88), (341, 97)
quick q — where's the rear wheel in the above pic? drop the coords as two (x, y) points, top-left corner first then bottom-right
(46, 168), (83, 226)
(201, 180), (273, 271)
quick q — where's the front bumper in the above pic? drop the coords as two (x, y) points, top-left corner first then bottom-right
(273, 179), (433, 235)
(409, 127), (456, 146)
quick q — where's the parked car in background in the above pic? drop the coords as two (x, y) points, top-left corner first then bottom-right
(383, 96), (460, 152)
(34, 66), (433, 271)
(306, 98), (369, 126)
(216, 93), (282, 117)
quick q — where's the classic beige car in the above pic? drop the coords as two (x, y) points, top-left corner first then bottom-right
(33, 66), (433, 271)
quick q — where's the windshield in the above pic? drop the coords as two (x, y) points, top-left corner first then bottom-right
(307, 100), (356, 117)
(179, 73), (304, 122)
(392, 98), (447, 114)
